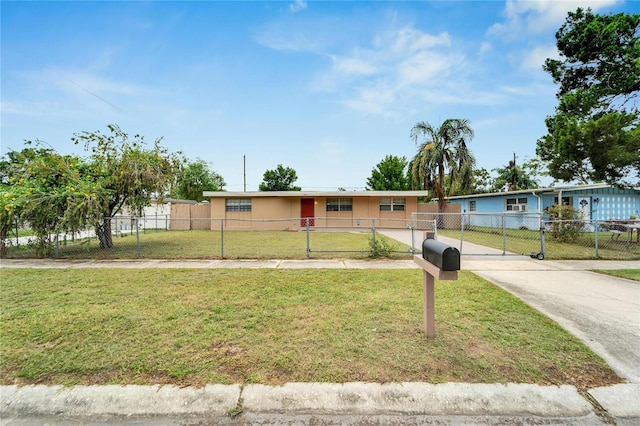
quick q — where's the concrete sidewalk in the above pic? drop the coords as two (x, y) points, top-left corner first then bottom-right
(1, 255), (639, 425)
(2, 256), (638, 271)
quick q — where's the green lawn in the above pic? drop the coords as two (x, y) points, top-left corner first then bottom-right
(594, 269), (640, 281)
(0, 268), (621, 391)
(5, 230), (412, 260)
(5, 227), (639, 260)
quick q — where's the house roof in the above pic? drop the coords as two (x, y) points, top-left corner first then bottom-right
(203, 190), (427, 198)
(446, 183), (639, 201)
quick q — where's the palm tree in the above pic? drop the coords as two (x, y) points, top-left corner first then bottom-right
(410, 119), (475, 212)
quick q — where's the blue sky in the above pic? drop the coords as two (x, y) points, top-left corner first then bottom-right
(1, 0), (634, 191)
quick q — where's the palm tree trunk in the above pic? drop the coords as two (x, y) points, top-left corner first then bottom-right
(435, 164), (447, 228)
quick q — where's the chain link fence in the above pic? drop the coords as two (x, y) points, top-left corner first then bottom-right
(411, 213), (639, 260)
(3, 214), (639, 260)
(543, 218), (640, 259)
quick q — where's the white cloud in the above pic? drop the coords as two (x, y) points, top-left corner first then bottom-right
(341, 82), (397, 116)
(521, 43), (559, 72)
(479, 41), (492, 55)
(490, 0), (623, 36)
(255, 31), (312, 52)
(377, 27), (451, 54)
(313, 25), (465, 115)
(396, 51), (462, 87)
(289, 0), (307, 13)
(330, 54), (377, 76)
(30, 67), (154, 98)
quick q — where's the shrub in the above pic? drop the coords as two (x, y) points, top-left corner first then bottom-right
(367, 235), (397, 258)
(546, 205), (585, 243)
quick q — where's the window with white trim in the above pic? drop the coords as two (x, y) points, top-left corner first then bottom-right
(379, 198), (405, 212)
(506, 197), (527, 212)
(226, 198), (252, 212)
(553, 196), (573, 206)
(326, 198), (352, 212)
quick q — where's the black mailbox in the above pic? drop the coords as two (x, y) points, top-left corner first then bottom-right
(422, 238), (460, 271)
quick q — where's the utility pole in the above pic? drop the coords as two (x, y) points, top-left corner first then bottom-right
(243, 155), (246, 192)
(513, 152), (517, 190)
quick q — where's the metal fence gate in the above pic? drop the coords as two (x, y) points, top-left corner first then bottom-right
(412, 212), (545, 258)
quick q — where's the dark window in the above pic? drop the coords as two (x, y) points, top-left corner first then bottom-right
(326, 198), (353, 212)
(553, 196), (573, 206)
(380, 198), (405, 212)
(469, 200), (476, 212)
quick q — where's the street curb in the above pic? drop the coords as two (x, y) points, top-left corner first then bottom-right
(1, 383), (594, 418)
(0, 384), (240, 417)
(588, 383), (640, 418)
(241, 382), (592, 417)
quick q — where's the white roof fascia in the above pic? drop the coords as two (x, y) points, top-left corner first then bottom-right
(202, 191), (428, 198)
(445, 183), (629, 201)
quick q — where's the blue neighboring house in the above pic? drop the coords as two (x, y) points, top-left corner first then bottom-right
(446, 183), (640, 230)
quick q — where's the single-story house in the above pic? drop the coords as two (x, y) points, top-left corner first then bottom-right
(202, 191), (442, 230)
(445, 183), (640, 230)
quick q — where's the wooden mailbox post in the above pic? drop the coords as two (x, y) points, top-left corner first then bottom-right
(413, 232), (460, 338)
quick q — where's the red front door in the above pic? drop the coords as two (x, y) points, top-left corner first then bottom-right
(301, 198), (315, 227)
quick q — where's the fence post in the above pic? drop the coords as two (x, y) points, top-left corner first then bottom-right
(460, 212), (465, 254)
(135, 217), (141, 259)
(306, 218), (310, 258)
(55, 234), (60, 257)
(410, 222), (416, 254)
(595, 219), (599, 258)
(502, 214), (507, 255)
(220, 219), (225, 258)
(372, 219), (377, 251)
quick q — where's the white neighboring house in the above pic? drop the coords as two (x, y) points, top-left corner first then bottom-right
(113, 198), (196, 232)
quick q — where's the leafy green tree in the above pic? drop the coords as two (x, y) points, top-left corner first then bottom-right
(491, 157), (540, 192)
(409, 119), (475, 211)
(366, 155), (411, 190)
(0, 144), (83, 256)
(69, 125), (182, 248)
(537, 8), (640, 185)
(259, 164), (301, 191)
(469, 167), (493, 194)
(172, 158), (226, 202)
(1, 126), (181, 254)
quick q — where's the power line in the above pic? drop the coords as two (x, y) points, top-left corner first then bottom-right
(66, 78), (127, 114)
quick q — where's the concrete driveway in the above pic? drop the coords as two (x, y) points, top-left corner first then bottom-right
(380, 229), (640, 384)
(473, 266), (640, 383)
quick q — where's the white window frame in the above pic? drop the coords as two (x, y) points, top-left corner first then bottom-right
(505, 197), (528, 212)
(554, 196), (573, 206)
(380, 198), (405, 212)
(326, 198), (353, 212)
(226, 198), (252, 212)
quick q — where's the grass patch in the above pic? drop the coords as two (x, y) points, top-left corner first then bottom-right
(5, 230), (411, 260)
(0, 268), (621, 391)
(593, 269), (640, 282)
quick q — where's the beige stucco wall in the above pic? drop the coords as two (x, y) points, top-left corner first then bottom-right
(207, 195), (424, 230)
